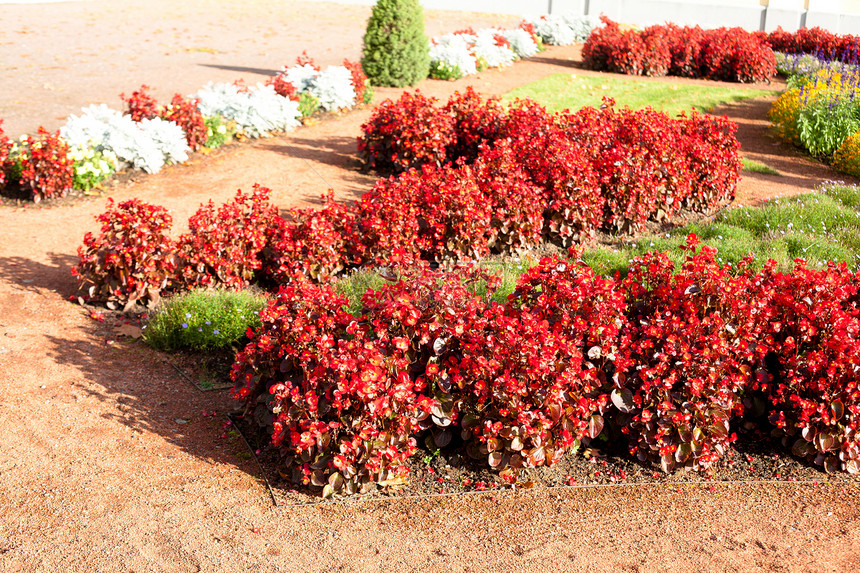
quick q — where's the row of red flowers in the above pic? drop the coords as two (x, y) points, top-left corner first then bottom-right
(227, 237), (860, 496)
(767, 25), (860, 64)
(582, 17), (777, 83)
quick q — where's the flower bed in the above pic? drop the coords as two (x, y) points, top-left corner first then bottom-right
(226, 237), (860, 497)
(582, 17), (776, 83)
(428, 16), (596, 81)
(767, 26), (860, 65)
(0, 54), (370, 202)
(769, 65), (860, 176)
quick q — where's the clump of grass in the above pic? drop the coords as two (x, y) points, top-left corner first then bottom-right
(742, 157), (781, 176)
(143, 288), (267, 352)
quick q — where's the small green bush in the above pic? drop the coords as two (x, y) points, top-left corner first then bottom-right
(361, 0), (430, 87)
(143, 288), (267, 352)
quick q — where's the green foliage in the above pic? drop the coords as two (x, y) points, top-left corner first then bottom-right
(298, 92), (321, 118)
(361, 0), (430, 87)
(741, 157), (781, 175)
(203, 115), (236, 149)
(429, 61), (463, 81)
(797, 96), (860, 157)
(583, 186), (860, 277)
(143, 288), (267, 352)
(503, 74), (773, 116)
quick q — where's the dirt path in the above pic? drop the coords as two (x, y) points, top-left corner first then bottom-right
(1, 2), (859, 571)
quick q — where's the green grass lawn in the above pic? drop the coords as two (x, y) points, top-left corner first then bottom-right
(582, 184), (860, 277)
(502, 74), (774, 116)
(742, 157), (781, 176)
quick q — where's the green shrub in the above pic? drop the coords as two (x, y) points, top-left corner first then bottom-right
(204, 115), (236, 149)
(143, 288), (267, 352)
(298, 92), (321, 118)
(361, 0), (430, 87)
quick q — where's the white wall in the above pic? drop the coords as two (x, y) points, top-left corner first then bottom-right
(317, 0), (860, 33)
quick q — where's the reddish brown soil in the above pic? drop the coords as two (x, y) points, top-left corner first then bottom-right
(1, 2), (859, 571)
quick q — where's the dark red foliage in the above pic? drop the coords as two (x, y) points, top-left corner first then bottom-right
(451, 253), (630, 481)
(160, 94), (209, 151)
(357, 90), (455, 175)
(74, 198), (177, 310)
(230, 276), (424, 495)
(356, 164), (494, 266)
(178, 185), (282, 290)
(617, 235), (769, 472)
(15, 128), (75, 202)
(698, 27), (776, 83)
(120, 84), (159, 122)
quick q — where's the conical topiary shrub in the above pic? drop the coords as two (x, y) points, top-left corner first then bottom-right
(361, 0), (431, 87)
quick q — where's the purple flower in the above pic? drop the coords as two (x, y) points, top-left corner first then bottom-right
(182, 323), (188, 329)
(213, 330), (220, 335)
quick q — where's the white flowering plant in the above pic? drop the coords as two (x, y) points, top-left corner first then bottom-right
(60, 104), (188, 174)
(472, 29), (517, 69)
(526, 14), (596, 46)
(502, 27), (541, 59)
(194, 82), (302, 138)
(429, 33), (479, 79)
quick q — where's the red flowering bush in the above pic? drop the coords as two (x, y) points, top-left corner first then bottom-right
(362, 264), (499, 458)
(451, 253), (630, 481)
(160, 94), (208, 151)
(583, 18), (775, 82)
(179, 185), (281, 290)
(472, 141), (545, 253)
(665, 24), (706, 77)
(0, 120), (10, 189)
(357, 90), (455, 175)
(581, 16), (622, 72)
(231, 278), (427, 496)
(678, 112), (741, 212)
(698, 27), (776, 83)
(357, 165), (493, 266)
(13, 128), (75, 202)
(120, 84), (159, 121)
(268, 191), (362, 283)
(442, 87), (505, 163)
(343, 59), (370, 104)
(756, 260), (860, 474)
(74, 198), (177, 310)
(617, 235), (770, 472)
(640, 25), (673, 77)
